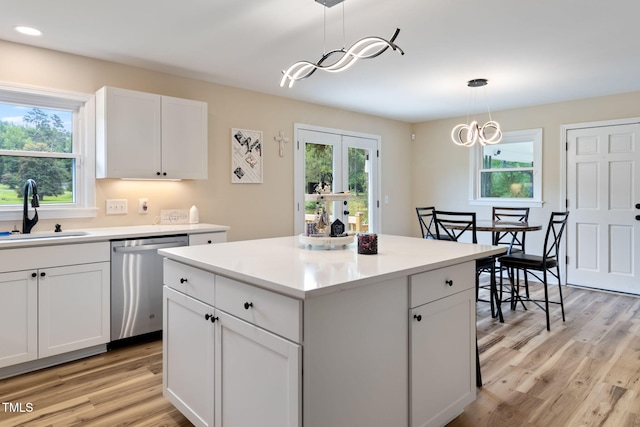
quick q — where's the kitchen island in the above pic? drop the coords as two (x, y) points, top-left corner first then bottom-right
(159, 234), (505, 427)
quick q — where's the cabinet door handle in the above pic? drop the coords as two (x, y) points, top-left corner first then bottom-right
(445, 279), (453, 287)
(180, 278), (188, 283)
(31, 272), (37, 278)
(414, 314), (422, 322)
(244, 302), (253, 310)
(204, 314), (218, 323)
(40, 272), (46, 277)
(156, 171), (161, 176)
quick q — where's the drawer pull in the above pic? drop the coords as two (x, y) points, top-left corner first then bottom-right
(204, 313), (218, 323)
(180, 278), (188, 284)
(445, 279), (453, 287)
(414, 314), (422, 322)
(244, 302), (253, 310)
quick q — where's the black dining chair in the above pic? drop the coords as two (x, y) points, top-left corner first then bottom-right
(432, 210), (503, 323)
(491, 207), (530, 304)
(499, 211), (569, 331)
(415, 206), (437, 239)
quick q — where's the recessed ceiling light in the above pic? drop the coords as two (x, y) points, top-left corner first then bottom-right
(14, 26), (42, 36)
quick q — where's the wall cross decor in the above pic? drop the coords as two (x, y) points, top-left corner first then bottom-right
(274, 130), (290, 157)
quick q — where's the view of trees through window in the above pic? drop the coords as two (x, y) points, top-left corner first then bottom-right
(480, 141), (534, 198)
(0, 104), (74, 205)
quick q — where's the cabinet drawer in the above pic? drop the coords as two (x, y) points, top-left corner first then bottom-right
(215, 275), (302, 343)
(410, 262), (475, 308)
(163, 259), (215, 306)
(189, 232), (227, 246)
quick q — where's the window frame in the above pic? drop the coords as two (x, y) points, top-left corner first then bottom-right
(0, 82), (97, 221)
(469, 128), (543, 207)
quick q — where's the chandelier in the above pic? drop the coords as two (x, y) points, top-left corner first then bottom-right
(451, 79), (502, 147)
(280, 0), (404, 88)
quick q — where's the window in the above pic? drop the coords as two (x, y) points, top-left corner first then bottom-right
(470, 128), (542, 207)
(0, 83), (96, 221)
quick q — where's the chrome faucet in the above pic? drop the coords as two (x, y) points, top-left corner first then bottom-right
(23, 179), (39, 234)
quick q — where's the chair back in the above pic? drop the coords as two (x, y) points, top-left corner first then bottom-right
(433, 210), (477, 243)
(492, 207), (530, 252)
(416, 206), (436, 239)
(542, 212), (570, 265)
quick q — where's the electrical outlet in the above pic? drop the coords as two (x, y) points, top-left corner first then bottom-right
(138, 198), (149, 214)
(106, 199), (128, 215)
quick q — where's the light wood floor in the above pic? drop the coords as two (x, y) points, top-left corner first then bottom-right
(1, 284), (639, 427)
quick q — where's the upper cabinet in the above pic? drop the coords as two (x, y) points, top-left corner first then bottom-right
(95, 86), (208, 179)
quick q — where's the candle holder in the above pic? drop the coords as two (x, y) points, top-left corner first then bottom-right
(358, 233), (378, 255)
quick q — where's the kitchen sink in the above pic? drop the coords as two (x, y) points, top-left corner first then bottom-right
(0, 231), (89, 241)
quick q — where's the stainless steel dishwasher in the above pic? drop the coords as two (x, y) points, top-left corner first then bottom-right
(110, 235), (189, 342)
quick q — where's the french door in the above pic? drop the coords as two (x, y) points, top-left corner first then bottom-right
(294, 125), (380, 235)
(566, 121), (640, 294)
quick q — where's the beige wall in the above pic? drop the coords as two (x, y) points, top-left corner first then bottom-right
(0, 40), (414, 241)
(411, 91), (640, 248)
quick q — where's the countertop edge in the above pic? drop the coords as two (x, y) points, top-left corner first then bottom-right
(160, 239), (506, 300)
(0, 223), (230, 249)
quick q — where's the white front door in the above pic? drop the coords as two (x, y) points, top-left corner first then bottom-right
(294, 125), (380, 235)
(566, 122), (640, 293)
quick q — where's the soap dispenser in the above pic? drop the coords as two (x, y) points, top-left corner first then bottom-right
(189, 205), (199, 224)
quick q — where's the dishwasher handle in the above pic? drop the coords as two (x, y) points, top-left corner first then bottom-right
(112, 242), (187, 253)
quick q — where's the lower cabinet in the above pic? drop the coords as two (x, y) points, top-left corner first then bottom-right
(38, 262), (111, 358)
(0, 261), (110, 368)
(409, 261), (476, 427)
(163, 287), (215, 427)
(215, 311), (300, 427)
(0, 271), (37, 368)
(163, 286), (301, 427)
(410, 288), (476, 427)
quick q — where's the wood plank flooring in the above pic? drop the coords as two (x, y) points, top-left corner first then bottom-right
(0, 340), (191, 426)
(452, 282), (640, 427)
(1, 283), (639, 426)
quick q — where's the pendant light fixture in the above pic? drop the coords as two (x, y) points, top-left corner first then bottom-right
(451, 78), (502, 147)
(280, 0), (404, 88)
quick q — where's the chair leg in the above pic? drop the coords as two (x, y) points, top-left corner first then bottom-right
(543, 270), (550, 331)
(476, 340), (482, 387)
(557, 265), (565, 322)
(490, 264), (503, 323)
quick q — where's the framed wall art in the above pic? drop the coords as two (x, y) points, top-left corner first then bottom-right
(231, 128), (263, 183)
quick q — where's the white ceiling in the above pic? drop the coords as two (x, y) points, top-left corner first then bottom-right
(1, 0), (639, 123)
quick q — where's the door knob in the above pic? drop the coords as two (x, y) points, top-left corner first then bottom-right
(344, 210), (350, 215)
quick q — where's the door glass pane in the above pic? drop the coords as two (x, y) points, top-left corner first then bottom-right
(305, 142), (334, 222)
(347, 147), (369, 233)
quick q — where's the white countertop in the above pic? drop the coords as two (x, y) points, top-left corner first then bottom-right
(159, 234), (505, 299)
(0, 223), (229, 249)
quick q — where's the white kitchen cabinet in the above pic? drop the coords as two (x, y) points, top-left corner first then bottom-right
(189, 232), (227, 246)
(0, 242), (111, 377)
(163, 286), (215, 427)
(38, 262), (110, 358)
(215, 310), (300, 427)
(96, 86), (208, 179)
(409, 262), (476, 427)
(0, 271), (37, 368)
(163, 264), (301, 427)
